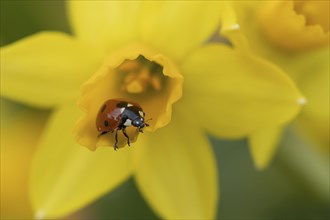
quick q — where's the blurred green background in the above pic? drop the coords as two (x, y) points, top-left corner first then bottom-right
(1, 1), (329, 219)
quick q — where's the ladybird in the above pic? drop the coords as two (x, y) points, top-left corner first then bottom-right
(96, 99), (149, 150)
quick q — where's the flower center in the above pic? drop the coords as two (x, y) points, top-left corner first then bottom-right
(74, 44), (183, 150)
(117, 55), (165, 94)
(294, 1), (329, 33)
(258, 0), (329, 51)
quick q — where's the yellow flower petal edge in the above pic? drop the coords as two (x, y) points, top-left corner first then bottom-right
(0, 32), (102, 108)
(1, 100), (48, 219)
(295, 48), (329, 123)
(29, 105), (134, 219)
(134, 110), (218, 219)
(294, 48), (329, 151)
(69, 1), (224, 61)
(74, 43), (183, 150)
(248, 126), (283, 170)
(181, 44), (305, 138)
(219, 1), (250, 52)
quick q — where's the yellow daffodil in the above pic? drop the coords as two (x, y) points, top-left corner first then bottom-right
(229, 1), (329, 169)
(1, 1), (304, 219)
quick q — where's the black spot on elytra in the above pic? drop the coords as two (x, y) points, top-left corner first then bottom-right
(100, 104), (107, 112)
(116, 101), (128, 108)
(104, 120), (109, 127)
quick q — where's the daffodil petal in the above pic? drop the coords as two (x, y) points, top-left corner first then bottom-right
(134, 111), (218, 219)
(220, 2), (250, 52)
(181, 44), (304, 138)
(293, 48), (329, 121)
(1, 99), (48, 219)
(29, 104), (133, 219)
(248, 126), (283, 170)
(138, 2), (223, 61)
(294, 48), (329, 149)
(0, 32), (102, 107)
(69, 1), (223, 61)
(68, 1), (140, 53)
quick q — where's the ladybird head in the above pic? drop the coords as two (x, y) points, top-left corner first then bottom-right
(132, 117), (151, 133)
(132, 117), (145, 128)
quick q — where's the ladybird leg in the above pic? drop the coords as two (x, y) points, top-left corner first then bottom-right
(98, 131), (108, 137)
(122, 128), (130, 146)
(114, 128), (119, 150)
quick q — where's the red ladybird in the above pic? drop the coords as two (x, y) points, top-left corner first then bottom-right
(96, 99), (149, 150)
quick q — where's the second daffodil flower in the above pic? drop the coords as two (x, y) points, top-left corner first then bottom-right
(1, 1), (304, 219)
(230, 0), (329, 169)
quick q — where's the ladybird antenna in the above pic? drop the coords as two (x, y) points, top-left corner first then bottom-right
(145, 118), (152, 127)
